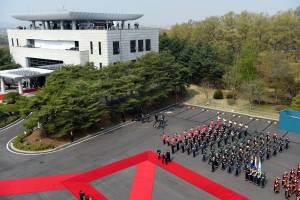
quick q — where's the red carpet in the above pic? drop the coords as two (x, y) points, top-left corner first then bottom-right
(64, 181), (108, 200)
(148, 152), (248, 200)
(129, 161), (156, 200)
(0, 151), (249, 200)
(0, 173), (79, 196)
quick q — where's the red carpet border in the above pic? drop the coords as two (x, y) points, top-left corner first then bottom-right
(0, 151), (249, 200)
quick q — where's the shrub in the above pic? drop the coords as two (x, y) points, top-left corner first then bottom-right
(3, 92), (20, 104)
(213, 89), (223, 99)
(12, 134), (55, 151)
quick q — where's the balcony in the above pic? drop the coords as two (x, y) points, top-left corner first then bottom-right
(12, 46), (89, 66)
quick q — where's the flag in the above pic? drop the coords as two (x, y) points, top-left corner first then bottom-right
(258, 158), (262, 174)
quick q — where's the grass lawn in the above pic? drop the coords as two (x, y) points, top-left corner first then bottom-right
(185, 84), (282, 120)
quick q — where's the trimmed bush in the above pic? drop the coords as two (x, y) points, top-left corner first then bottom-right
(213, 89), (224, 99)
(12, 134), (55, 151)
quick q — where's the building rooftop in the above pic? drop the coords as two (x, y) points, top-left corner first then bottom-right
(12, 11), (143, 22)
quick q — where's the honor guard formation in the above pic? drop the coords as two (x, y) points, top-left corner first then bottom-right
(159, 114), (292, 190)
(274, 163), (300, 199)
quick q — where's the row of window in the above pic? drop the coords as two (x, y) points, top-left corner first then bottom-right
(89, 39), (151, 55)
(130, 39), (151, 53)
(11, 38), (19, 47)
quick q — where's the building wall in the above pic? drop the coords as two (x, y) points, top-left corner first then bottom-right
(7, 28), (159, 68)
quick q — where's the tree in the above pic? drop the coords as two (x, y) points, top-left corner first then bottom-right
(23, 65), (107, 137)
(188, 42), (224, 84)
(241, 79), (265, 110)
(0, 47), (20, 70)
(257, 51), (299, 103)
(291, 92), (300, 111)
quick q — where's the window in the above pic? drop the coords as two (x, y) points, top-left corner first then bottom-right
(145, 39), (151, 51)
(11, 38), (14, 47)
(27, 39), (35, 47)
(75, 41), (79, 50)
(98, 42), (101, 55)
(99, 63), (102, 69)
(90, 41), (93, 54)
(16, 38), (19, 46)
(138, 40), (143, 52)
(130, 40), (136, 53)
(113, 41), (120, 55)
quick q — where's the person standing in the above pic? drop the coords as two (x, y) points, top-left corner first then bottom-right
(79, 190), (85, 200)
(70, 131), (74, 142)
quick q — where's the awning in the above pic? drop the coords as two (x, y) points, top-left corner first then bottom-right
(0, 68), (53, 80)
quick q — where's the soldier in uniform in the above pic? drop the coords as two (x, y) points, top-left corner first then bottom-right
(192, 144), (197, 158)
(211, 156), (216, 172)
(296, 187), (300, 200)
(181, 142), (185, 153)
(245, 166), (250, 181)
(235, 162), (240, 176)
(274, 177), (280, 193)
(285, 184), (290, 199)
(297, 163), (300, 179)
(257, 173), (261, 186)
(202, 148), (207, 161)
(171, 142), (175, 154)
(261, 173), (266, 188)
(162, 152), (166, 164)
(285, 137), (289, 149)
(157, 149), (161, 159)
(266, 146), (271, 160)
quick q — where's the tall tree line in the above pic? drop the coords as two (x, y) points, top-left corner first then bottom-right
(161, 8), (300, 108)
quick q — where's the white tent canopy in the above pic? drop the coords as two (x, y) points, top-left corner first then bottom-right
(0, 67), (53, 94)
(0, 68), (53, 80)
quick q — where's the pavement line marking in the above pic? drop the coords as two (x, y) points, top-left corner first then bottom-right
(6, 121), (136, 156)
(184, 103), (278, 121)
(186, 109), (206, 120)
(0, 119), (24, 134)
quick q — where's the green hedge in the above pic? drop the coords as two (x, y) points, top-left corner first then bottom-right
(213, 89), (224, 99)
(12, 134), (55, 151)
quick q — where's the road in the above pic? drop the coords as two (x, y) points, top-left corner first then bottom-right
(0, 104), (299, 200)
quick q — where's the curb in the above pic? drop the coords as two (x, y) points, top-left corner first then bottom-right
(6, 103), (180, 156)
(184, 103), (279, 121)
(7, 120), (135, 155)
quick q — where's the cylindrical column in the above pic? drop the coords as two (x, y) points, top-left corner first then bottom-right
(17, 80), (23, 94)
(60, 21), (64, 30)
(32, 21), (36, 29)
(72, 20), (76, 30)
(46, 21), (50, 30)
(0, 77), (5, 94)
(41, 21), (46, 30)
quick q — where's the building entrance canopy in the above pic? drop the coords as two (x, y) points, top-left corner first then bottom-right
(0, 67), (53, 94)
(0, 67), (53, 81)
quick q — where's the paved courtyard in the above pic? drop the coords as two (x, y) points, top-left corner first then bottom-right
(0, 104), (299, 200)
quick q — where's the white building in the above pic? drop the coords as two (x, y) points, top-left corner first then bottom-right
(7, 11), (159, 69)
